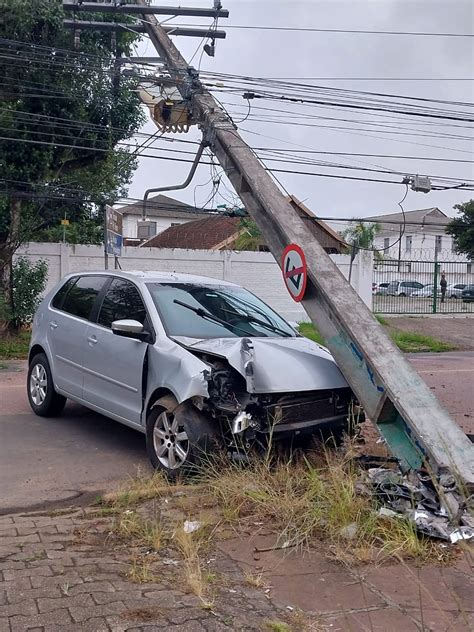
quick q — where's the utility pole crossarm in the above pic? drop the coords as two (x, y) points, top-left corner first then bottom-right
(135, 1), (474, 492)
(63, 20), (227, 39)
(62, 3), (229, 18)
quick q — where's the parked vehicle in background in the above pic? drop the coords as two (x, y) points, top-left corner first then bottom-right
(386, 280), (424, 297)
(412, 284), (434, 298)
(461, 285), (474, 302)
(373, 282), (389, 295)
(447, 283), (466, 298)
(27, 271), (359, 476)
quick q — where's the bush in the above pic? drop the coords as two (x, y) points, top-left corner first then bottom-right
(11, 257), (48, 328)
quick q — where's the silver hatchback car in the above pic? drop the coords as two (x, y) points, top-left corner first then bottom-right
(28, 271), (356, 475)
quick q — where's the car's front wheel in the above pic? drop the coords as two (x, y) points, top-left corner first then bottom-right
(27, 353), (66, 417)
(146, 398), (216, 478)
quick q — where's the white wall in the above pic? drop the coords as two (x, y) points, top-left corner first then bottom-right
(16, 243), (373, 321)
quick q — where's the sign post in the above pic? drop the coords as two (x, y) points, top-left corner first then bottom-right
(282, 244), (308, 302)
(105, 204), (123, 269)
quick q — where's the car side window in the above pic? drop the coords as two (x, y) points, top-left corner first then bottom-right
(97, 279), (147, 329)
(51, 277), (77, 309)
(61, 276), (107, 320)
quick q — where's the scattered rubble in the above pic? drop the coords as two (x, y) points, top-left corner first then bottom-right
(365, 466), (474, 542)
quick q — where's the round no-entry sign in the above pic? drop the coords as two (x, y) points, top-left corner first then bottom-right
(282, 243), (307, 302)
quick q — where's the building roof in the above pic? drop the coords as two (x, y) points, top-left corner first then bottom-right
(365, 207), (450, 231)
(115, 194), (205, 220)
(140, 195), (350, 252)
(142, 216), (242, 250)
(287, 195), (347, 249)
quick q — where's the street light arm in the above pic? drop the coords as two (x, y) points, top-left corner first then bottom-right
(142, 140), (207, 220)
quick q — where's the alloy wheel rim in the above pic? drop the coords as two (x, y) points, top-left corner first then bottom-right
(30, 364), (47, 406)
(153, 411), (189, 469)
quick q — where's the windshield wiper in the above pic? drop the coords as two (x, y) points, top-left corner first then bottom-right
(218, 307), (292, 338)
(173, 300), (256, 337)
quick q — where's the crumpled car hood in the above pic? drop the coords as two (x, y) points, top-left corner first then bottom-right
(172, 336), (349, 393)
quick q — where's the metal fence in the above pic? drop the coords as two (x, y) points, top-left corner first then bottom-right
(373, 258), (474, 314)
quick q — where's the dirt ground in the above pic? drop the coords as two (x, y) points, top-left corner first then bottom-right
(385, 316), (474, 351)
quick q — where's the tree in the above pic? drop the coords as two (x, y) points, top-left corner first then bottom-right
(0, 0), (144, 327)
(341, 221), (380, 250)
(446, 200), (474, 260)
(234, 218), (265, 251)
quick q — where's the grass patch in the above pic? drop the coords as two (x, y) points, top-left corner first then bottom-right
(103, 471), (172, 508)
(173, 526), (214, 607)
(200, 449), (444, 563)
(297, 322), (325, 346)
(264, 622), (291, 632)
(107, 448), (448, 574)
(299, 320), (454, 353)
(125, 556), (159, 584)
(388, 331), (455, 353)
(114, 509), (165, 552)
(0, 331), (31, 360)
(375, 314), (389, 326)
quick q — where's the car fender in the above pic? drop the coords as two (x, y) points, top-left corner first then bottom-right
(143, 337), (210, 420)
(29, 310), (55, 370)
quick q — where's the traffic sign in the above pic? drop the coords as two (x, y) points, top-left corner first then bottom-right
(282, 243), (307, 302)
(105, 205), (123, 256)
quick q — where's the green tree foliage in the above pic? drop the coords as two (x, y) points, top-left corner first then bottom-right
(234, 218), (265, 251)
(0, 0), (144, 324)
(446, 200), (474, 260)
(342, 221), (380, 250)
(10, 257), (48, 329)
(35, 219), (103, 245)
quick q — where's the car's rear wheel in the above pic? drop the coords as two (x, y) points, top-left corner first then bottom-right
(146, 398), (217, 478)
(27, 353), (66, 417)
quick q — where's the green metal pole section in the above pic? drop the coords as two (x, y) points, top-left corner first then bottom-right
(432, 250), (439, 314)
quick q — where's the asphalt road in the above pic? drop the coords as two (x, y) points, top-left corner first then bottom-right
(1, 353), (473, 514)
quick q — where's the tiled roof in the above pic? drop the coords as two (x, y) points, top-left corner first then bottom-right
(142, 216), (242, 249)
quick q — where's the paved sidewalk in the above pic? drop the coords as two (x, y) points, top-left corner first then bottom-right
(0, 507), (472, 631)
(0, 509), (284, 631)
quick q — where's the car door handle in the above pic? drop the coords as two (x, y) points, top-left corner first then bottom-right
(49, 321), (58, 330)
(87, 336), (98, 345)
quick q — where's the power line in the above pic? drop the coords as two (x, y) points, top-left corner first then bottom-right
(163, 23), (474, 38)
(2, 134), (472, 190)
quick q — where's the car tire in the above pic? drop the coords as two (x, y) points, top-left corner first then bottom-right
(27, 353), (67, 417)
(146, 398), (217, 478)
(399, 292), (406, 297)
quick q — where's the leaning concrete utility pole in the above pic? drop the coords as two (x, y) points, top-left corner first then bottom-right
(135, 1), (473, 493)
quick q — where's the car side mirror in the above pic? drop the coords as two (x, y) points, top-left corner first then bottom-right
(112, 319), (149, 342)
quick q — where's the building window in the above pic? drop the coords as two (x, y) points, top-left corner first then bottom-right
(435, 235), (442, 253)
(451, 238), (457, 253)
(405, 235), (412, 253)
(137, 221), (157, 239)
(383, 237), (390, 250)
(468, 263), (472, 275)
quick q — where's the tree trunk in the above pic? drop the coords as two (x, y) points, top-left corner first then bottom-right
(0, 198), (22, 333)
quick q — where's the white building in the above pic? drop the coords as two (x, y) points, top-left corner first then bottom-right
(366, 207), (469, 265)
(367, 207), (472, 289)
(116, 194), (202, 243)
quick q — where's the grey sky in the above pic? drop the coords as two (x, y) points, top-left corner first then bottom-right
(127, 0), (474, 225)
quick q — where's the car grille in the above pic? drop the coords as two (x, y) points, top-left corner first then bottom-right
(266, 389), (352, 424)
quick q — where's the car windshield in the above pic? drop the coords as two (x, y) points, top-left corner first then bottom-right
(146, 282), (296, 339)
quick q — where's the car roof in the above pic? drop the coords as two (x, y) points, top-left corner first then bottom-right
(64, 269), (239, 287)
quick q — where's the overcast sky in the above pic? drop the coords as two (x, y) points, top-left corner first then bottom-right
(127, 0), (474, 225)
